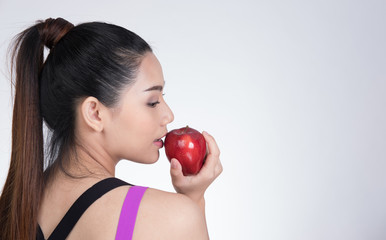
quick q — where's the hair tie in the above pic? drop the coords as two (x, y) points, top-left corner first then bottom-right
(38, 18), (74, 50)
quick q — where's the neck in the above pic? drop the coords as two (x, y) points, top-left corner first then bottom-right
(61, 144), (116, 179)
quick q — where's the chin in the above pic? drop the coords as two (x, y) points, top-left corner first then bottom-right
(124, 148), (160, 164)
(139, 151), (160, 164)
(148, 152), (160, 164)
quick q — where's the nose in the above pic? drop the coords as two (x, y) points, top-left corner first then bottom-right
(162, 102), (174, 126)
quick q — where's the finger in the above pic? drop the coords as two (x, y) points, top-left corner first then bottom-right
(215, 160), (223, 176)
(198, 132), (221, 177)
(202, 131), (220, 158)
(202, 131), (220, 169)
(170, 158), (184, 181)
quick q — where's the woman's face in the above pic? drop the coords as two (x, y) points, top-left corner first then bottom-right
(105, 52), (174, 164)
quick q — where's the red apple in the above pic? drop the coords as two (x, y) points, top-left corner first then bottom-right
(164, 126), (207, 176)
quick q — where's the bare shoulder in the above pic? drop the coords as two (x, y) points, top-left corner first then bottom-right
(133, 188), (209, 240)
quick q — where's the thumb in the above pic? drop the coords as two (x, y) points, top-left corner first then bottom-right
(170, 158), (183, 180)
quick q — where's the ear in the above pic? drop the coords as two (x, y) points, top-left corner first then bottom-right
(80, 96), (108, 132)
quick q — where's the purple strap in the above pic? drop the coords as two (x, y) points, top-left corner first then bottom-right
(115, 186), (148, 240)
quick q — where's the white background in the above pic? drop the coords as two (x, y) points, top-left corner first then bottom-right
(1, 1), (386, 239)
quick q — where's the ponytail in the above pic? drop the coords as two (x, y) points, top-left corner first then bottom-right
(0, 17), (151, 239)
(0, 18), (74, 240)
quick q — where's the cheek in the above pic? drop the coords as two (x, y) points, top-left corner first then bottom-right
(107, 109), (158, 162)
(128, 112), (156, 141)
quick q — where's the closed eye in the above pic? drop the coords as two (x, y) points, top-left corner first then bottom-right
(148, 101), (161, 108)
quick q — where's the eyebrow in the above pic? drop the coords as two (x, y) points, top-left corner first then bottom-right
(143, 84), (164, 92)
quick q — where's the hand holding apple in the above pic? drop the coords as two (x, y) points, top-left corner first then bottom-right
(168, 131), (223, 208)
(164, 126), (207, 176)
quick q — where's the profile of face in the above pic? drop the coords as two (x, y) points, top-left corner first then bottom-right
(102, 53), (174, 164)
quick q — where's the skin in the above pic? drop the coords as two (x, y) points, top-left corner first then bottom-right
(37, 52), (223, 239)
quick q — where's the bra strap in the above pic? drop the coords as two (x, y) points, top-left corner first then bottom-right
(42, 177), (131, 240)
(115, 186), (148, 240)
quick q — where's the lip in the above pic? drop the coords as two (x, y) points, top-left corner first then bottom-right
(153, 132), (168, 148)
(161, 132), (167, 139)
(157, 132), (167, 141)
(153, 139), (164, 148)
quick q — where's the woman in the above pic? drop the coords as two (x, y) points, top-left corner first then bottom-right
(0, 18), (222, 240)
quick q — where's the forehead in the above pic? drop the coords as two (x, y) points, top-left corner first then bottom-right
(131, 52), (165, 90)
(114, 52), (164, 107)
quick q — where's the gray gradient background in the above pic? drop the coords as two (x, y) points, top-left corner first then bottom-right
(0, 0), (385, 239)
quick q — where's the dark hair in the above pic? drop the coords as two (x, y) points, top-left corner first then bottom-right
(0, 17), (152, 239)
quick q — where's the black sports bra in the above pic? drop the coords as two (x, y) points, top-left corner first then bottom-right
(36, 178), (131, 240)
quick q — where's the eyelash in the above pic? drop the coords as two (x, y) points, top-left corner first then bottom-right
(148, 101), (160, 108)
(147, 94), (165, 108)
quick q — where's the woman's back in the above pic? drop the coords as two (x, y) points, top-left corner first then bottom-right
(38, 175), (208, 240)
(38, 176), (129, 239)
